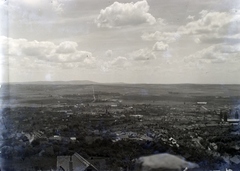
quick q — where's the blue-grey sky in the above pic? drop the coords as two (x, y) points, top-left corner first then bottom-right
(0, 0), (240, 83)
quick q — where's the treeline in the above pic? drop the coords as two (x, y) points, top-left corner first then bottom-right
(1, 137), (225, 170)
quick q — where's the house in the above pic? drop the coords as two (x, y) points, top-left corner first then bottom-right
(196, 102), (207, 105)
(57, 152), (98, 171)
(227, 118), (240, 124)
(49, 135), (62, 141)
(70, 137), (77, 142)
(119, 134), (129, 141)
(110, 104), (117, 107)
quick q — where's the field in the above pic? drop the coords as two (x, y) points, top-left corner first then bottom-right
(1, 83), (240, 107)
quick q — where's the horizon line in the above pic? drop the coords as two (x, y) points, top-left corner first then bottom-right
(1, 80), (240, 85)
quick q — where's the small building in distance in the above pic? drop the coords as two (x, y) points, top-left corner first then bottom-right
(57, 153), (98, 171)
(227, 119), (240, 125)
(196, 102), (207, 105)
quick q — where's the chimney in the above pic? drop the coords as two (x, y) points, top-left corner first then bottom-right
(69, 156), (73, 171)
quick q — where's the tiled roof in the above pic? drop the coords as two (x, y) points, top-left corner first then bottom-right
(57, 153), (98, 171)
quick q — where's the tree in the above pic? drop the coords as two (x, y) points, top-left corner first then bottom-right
(219, 111), (223, 121)
(223, 112), (228, 122)
(31, 139), (40, 147)
(235, 111), (239, 119)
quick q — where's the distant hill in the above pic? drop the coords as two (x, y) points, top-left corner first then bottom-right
(5, 81), (239, 86)
(10, 80), (99, 85)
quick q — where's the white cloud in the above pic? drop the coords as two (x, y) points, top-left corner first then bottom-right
(187, 15), (195, 20)
(105, 50), (113, 57)
(157, 18), (166, 26)
(194, 37), (201, 44)
(0, 0), (64, 35)
(14, 0), (63, 13)
(111, 56), (129, 66)
(184, 44), (240, 65)
(0, 0), (64, 20)
(21, 40), (55, 57)
(102, 46), (166, 71)
(56, 41), (78, 54)
(141, 31), (180, 43)
(178, 10), (240, 43)
(51, 0), (64, 14)
(179, 11), (232, 34)
(49, 51), (92, 63)
(0, 36), (95, 69)
(102, 47), (160, 72)
(95, 0), (156, 28)
(101, 56), (130, 72)
(141, 10), (239, 46)
(153, 42), (169, 51)
(130, 48), (156, 61)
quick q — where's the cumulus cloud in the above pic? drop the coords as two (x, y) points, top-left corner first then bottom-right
(141, 31), (181, 43)
(184, 44), (240, 64)
(102, 47), (159, 72)
(178, 10), (240, 43)
(0, 0), (63, 21)
(105, 50), (113, 57)
(187, 15), (195, 20)
(111, 56), (129, 66)
(101, 56), (130, 72)
(56, 41), (78, 54)
(102, 46), (161, 71)
(153, 42), (169, 51)
(51, 0), (64, 14)
(95, 0), (156, 28)
(0, 36), (95, 69)
(141, 10), (239, 45)
(179, 11), (232, 34)
(11, 0), (63, 14)
(0, 0), (64, 34)
(140, 9), (239, 46)
(49, 51), (93, 63)
(130, 48), (156, 61)
(194, 37), (201, 44)
(156, 18), (166, 26)
(21, 40), (56, 57)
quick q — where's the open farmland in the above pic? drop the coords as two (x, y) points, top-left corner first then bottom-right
(1, 83), (240, 107)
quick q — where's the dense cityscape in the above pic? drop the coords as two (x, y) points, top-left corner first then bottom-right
(0, 83), (240, 170)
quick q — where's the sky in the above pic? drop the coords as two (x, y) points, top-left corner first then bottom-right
(0, 0), (240, 84)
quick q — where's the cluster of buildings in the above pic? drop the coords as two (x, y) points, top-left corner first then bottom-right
(2, 93), (240, 170)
